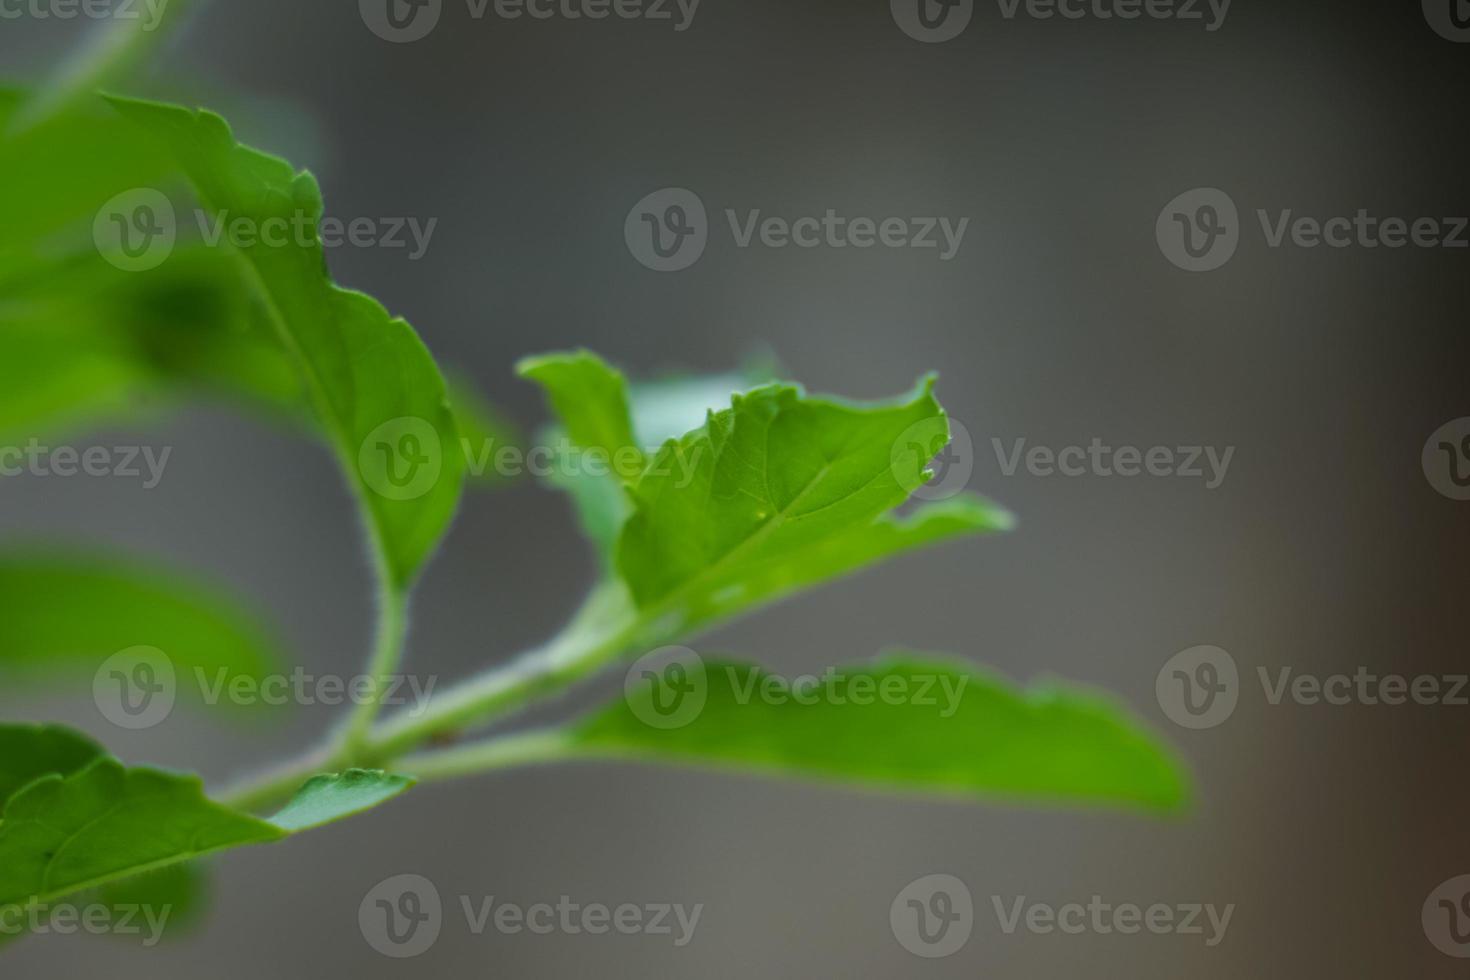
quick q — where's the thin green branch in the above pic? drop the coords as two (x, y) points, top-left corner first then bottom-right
(336, 583), (410, 762)
(394, 730), (580, 784)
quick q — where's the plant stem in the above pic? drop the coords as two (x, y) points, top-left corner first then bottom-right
(336, 582), (410, 762)
(394, 729), (579, 783)
(367, 587), (642, 760)
(218, 586), (644, 812)
(218, 744), (336, 814)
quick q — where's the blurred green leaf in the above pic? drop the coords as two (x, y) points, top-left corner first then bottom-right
(574, 654), (1188, 811)
(0, 91), (175, 266)
(518, 350), (643, 563)
(0, 246), (305, 443)
(92, 861), (209, 943)
(0, 550), (284, 705)
(109, 97), (464, 589)
(518, 350), (645, 480)
(448, 374), (523, 487)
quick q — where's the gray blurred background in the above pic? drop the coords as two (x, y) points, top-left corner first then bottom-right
(3, 0), (1468, 975)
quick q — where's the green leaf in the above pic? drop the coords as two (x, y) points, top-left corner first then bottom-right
(0, 749), (412, 913)
(519, 353), (790, 568)
(573, 654), (1188, 811)
(615, 377), (1004, 632)
(518, 351), (643, 562)
(265, 769), (416, 833)
(677, 494), (1012, 627)
(108, 97), (464, 589)
(0, 246), (306, 444)
(0, 725), (103, 815)
(627, 360), (778, 446)
(0, 91), (175, 264)
(518, 350), (645, 480)
(0, 550), (283, 708)
(3, 245), (514, 477)
(0, 760), (283, 911)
